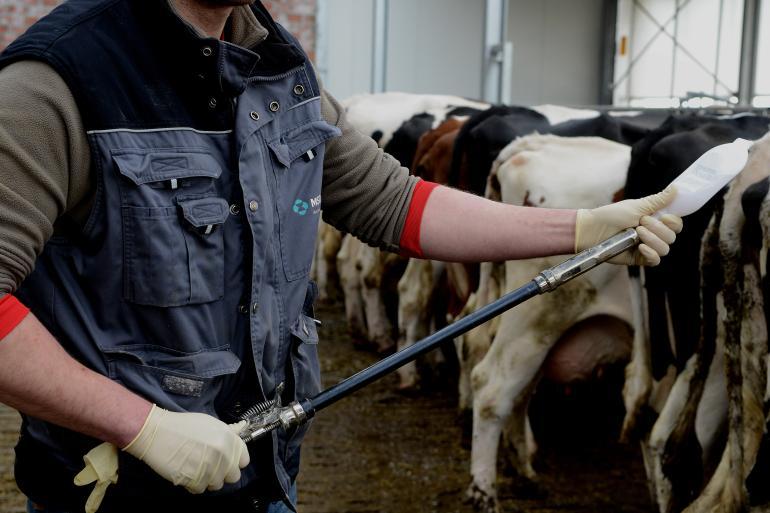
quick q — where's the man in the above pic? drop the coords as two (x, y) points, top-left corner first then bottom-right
(0, 1), (682, 512)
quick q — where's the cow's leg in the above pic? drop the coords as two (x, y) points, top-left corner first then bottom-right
(500, 378), (539, 489)
(396, 259), (432, 390)
(358, 246), (394, 353)
(695, 322), (727, 471)
(457, 262), (502, 415)
(647, 355), (699, 513)
(315, 221), (342, 302)
(337, 236), (368, 346)
(652, 214), (724, 513)
(468, 329), (549, 513)
(683, 213), (768, 513)
(622, 272), (654, 442)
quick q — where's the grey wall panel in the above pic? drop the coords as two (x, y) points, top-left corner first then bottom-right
(320, 0), (376, 100)
(507, 0), (604, 105)
(385, 0), (485, 99)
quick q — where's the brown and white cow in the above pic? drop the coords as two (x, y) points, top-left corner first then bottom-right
(337, 93), (488, 354)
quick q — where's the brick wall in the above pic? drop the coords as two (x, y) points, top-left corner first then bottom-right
(0, 1), (317, 54)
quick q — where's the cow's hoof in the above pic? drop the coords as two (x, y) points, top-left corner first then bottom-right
(465, 482), (500, 513)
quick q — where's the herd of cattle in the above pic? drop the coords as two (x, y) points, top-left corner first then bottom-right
(309, 92), (770, 513)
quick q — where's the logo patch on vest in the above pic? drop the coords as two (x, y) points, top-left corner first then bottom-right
(292, 195), (321, 217)
(162, 374), (204, 397)
(293, 199), (309, 216)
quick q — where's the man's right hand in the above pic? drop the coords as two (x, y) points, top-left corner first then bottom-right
(123, 405), (249, 494)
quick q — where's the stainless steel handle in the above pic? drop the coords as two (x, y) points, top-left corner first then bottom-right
(534, 228), (640, 293)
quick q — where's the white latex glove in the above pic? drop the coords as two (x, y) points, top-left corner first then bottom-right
(123, 405), (249, 494)
(575, 186), (684, 266)
(74, 442), (119, 513)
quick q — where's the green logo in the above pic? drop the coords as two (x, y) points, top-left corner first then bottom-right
(292, 199), (309, 216)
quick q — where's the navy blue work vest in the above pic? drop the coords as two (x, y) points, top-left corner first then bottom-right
(0, 1), (339, 510)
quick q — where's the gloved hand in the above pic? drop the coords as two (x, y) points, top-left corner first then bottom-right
(123, 405), (250, 494)
(575, 186), (684, 266)
(74, 442), (119, 513)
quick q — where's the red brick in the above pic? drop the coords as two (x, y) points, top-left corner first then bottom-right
(1, 1), (316, 58)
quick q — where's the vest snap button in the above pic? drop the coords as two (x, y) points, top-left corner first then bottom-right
(208, 97), (218, 109)
(229, 204), (241, 216)
(251, 302), (259, 314)
(269, 101), (280, 112)
(250, 111), (260, 121)
(249, 200), (259, 212)
(238, 304), (248, 314)
(293, 84), (305, 96)
(202, 46), (213, 57)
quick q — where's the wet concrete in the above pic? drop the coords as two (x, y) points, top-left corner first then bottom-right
(0, 299), (653, 513)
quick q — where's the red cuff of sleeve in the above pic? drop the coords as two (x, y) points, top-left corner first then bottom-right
(0, 295), (30, 340)
(399, 180), (440, 258)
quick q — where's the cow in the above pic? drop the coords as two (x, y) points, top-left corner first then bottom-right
(619, 115), (770, 513)
(342, 92), (489, 149)
(396, 118), (465, 389)
(677, 132), (770, 513)
(453, 110), (657, 418)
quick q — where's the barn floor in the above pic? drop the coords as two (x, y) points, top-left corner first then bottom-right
(0, 299), (653, 513)
(299, 300), (653, 513)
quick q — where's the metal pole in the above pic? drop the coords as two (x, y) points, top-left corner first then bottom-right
(670, 0), (680, 102)
(239, 229), (641, 442)
(309, 228), (638, 413)
(713, 0), (725, 97)
(738, 0), (760, 105)
(314, 0), (329, 86)
(371, 0), (389, 94)
(482, 0), (508, 103)
(599, 0), (619, 105)
(310, 281), (541, 412)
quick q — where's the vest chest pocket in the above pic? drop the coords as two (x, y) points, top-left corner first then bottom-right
(113, 150), (229, 307)
(268, 120), (341, 281)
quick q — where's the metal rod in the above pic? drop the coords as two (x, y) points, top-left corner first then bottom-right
(239, 229), (641, 442)
(738, 0), (761, 105)
(308, 228), (640, 415)
(371, 0), (389, 94)
(310, 280), (540, 413)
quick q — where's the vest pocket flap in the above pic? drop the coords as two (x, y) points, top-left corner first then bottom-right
(290, 314), (319, 345)
(178, 197), (230, 229)
(268, 120), (342, 167)
(103, 344), (242, 378)
(112, 149), (223, 185)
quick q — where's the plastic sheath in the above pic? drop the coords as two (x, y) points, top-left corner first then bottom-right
(308, 280), (541, 414)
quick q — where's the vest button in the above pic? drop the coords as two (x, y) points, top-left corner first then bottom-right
(269, 101), (280, 112)
(229, 204), (241, 216)
(249, 200), (259, 212)
(238, 304), (249, 314)
(293, 84), (305, 96)
(251, 302), (259, 314)
(250, 111), (260, 121)
(202, 46), (213, 57)
(208, 97), (218, 109)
